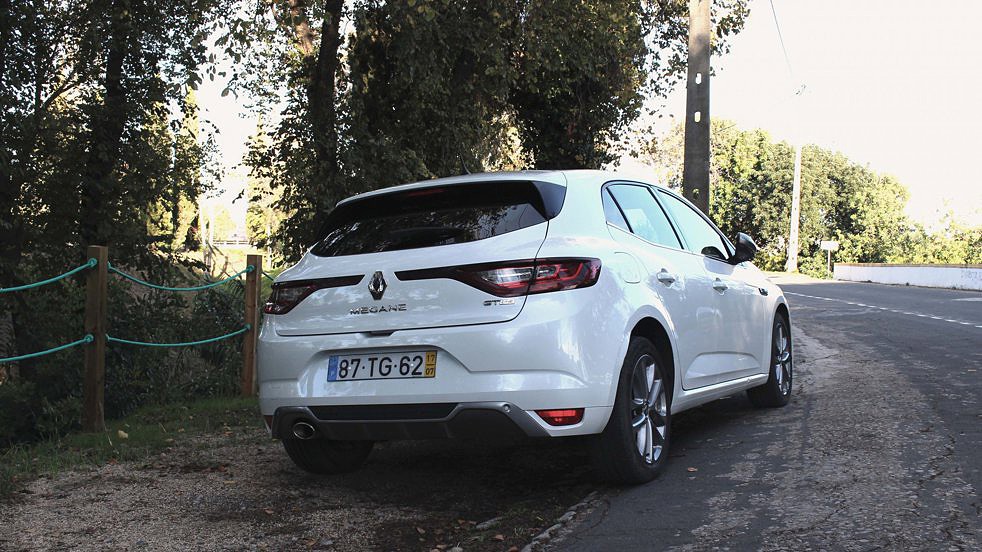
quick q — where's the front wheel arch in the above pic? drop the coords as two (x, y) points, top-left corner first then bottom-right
(747, 311), (793, 408)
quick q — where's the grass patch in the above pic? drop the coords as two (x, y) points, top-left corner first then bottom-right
(0, 396), (259, 499)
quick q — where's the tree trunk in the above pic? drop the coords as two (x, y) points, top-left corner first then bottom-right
(0, 0), (17, 285)
(79, 0), (130, 247)
(292, 0), (343, 240)
(287, 0), (316, 56)
(308, 0), (343, 177)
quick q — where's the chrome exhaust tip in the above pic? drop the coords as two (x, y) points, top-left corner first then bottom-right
(292, 421), (316, 440)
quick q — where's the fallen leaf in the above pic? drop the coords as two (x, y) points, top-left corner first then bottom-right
(508, 547), (519, 552)
(687, 467), (698, 472)
(493, 534), (505, 542)
(263, 508), (274, 515)
(416, 527), (426, 535)
(117, 429), (129, 439)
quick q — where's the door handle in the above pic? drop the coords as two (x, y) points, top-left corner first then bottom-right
(656, 269), (677, 286)
(713, 278), (728, 292)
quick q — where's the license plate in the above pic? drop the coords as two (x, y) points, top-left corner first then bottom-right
(327, 350), (437, 381)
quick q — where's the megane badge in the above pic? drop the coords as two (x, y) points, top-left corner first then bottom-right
(368, 271), (387, 300)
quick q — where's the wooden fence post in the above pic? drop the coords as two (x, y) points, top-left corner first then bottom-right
(83, 245), (108, 432)
(241, 254), (262, 396)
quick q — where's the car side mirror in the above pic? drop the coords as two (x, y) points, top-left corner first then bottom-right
(729, 232), (758, 265)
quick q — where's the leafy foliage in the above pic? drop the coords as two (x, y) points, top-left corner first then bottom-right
(647, 121), (913, 274)
(0, 0), (239, 446)
(234, 0), (749, 261)
(892, 214), (982, 265)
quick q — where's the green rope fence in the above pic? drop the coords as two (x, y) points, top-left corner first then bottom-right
(107, 263), (255, 292)
(2, 247), (264, 429)
(106, 324), (251, 348)
(0, 334), (94, 364)
(0, 259), (97, 293)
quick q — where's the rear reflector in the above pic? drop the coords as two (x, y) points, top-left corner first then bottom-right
(397, 258), (601, 298)
(535, 408), (584, 426)
(263, 275), (364, 314)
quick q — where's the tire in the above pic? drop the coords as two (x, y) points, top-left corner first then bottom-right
(282, 439), (374, 474)
(590, 337), (671, 484)
(747, 313), (793, 408)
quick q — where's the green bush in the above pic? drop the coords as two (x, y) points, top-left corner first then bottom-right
(798, 255), (832, 279)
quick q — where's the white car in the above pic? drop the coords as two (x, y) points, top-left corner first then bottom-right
(258, 170), (792, 484)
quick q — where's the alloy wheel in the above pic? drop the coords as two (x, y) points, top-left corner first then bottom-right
(774, 321), (792, 396)
(630, 354), (668, 464)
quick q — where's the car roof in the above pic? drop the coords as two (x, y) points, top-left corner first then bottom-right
(336, 169), (667, 206)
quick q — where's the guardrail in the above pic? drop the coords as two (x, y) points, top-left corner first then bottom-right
(834, 263), (982, 291)
(0, 246), (265, 432)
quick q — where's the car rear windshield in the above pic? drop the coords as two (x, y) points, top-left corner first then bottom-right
(310, 180), (565, 257)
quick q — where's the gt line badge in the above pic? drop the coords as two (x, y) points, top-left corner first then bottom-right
(368, 271), (386, 300)
(483, 298), (516, 306)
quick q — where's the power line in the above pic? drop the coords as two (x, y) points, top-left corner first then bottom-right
(768, 0), (794, 77)
(768, 1), (804, 273)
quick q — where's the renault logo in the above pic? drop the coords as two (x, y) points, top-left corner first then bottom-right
(368, 271), (387, 300)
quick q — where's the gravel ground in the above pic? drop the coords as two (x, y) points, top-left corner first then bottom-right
(0, 424), (598, 551)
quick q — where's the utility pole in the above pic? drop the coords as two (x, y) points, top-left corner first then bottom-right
(682, 0), (711, 215)
(785, 143), (802, 271)
(768, 0), (804, 272)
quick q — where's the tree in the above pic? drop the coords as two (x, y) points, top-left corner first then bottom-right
(236, 0), (749, 261)
(0, 0), (239, 440)
(647, 120), (915, 274)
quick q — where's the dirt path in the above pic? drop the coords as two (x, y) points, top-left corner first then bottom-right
(0, 427), (598, 551)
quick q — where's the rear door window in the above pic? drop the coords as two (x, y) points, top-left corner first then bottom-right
(607, 184), (682, 249)
(311, 181), (562, 257)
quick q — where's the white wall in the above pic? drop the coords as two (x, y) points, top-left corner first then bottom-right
(834, 264), (982, 291)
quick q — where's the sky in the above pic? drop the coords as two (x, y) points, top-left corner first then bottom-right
(627, 0), (982, 228)
(198, 0), (982, 230)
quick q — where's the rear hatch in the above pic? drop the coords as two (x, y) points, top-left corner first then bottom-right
(270, 179), (566, 336)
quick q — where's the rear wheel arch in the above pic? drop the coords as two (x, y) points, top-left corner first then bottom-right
(630, 317), (676, 402)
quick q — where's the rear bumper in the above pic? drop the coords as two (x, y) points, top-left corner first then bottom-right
(257, 284), (628, 438)
(272, 402), (551, 441)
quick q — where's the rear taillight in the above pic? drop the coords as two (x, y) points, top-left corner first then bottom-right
(397, 258), (601, 297)
(263, 275), (363, 314)
(536, 408), (584, 426)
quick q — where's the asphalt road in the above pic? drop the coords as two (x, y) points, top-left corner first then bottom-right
(556, 278), (982, 551)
